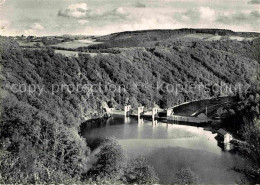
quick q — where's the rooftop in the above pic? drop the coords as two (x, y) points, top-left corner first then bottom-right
(217, 128), (229, 136)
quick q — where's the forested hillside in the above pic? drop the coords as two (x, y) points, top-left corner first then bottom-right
(0, 29), (259, 183)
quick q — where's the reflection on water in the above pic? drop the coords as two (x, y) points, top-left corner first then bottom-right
(81, 117), (243, 184)
(217, 140), (234, 152)
(152, 119), (158, 125)
(124, 116), (131, 124)
(138, 118), (144, 124)
(224, 143), (232, 151)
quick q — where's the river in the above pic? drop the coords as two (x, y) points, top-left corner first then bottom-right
(81, 117), (244, 184)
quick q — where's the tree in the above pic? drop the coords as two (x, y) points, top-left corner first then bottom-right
(123, 156), (159, 184)
(234, 121), (260, 184)
(88, 137), (127, 181)
(175, 167), (200, 184)
(129, 96), (139, 108)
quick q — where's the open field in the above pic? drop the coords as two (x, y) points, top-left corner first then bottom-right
(50, 39), (103, 49)
(54, 49), (109, 57)
(184, 34), (256, 41)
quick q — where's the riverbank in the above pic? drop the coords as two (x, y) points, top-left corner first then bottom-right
(80, 117), (109, 150)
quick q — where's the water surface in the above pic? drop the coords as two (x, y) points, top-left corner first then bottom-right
(81, 117), (243, 184)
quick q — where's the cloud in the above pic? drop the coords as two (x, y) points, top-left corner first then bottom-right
(250, 10), (260, 17)
(216, 10), (260, 24)
(174, 7), (214, 23)
(0, 20), (9, 30)
(95, 7), (129, 18)
(19, 18), (41, 24)
(0, 20), (20, 36)
(0, 0), (5, 6)
(21, 23), (45, 36)
(248, 0), (260, 4)
(31, 23), (44, 30)
(58, 3), (128, 19)
(78, 20), (88, 25)
(134, 2), (146, 8)
(58, 4), (130, 22)
(113, 7), (129, 16)
(179, 9), (200, 22)
(86, 7), (130, 21)
(58, 3), (89, 18)
(198, 7), (216, 22)
(174, 7), (259, 31)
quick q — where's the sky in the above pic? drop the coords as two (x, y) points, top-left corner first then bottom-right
(0, 0), (260, 36)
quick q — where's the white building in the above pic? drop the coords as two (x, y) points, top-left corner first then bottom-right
(217, 128), (233, 143)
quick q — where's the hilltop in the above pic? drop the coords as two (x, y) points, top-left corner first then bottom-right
(96, 28), (260, 41)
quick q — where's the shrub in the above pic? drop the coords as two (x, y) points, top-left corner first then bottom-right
(123, 156), (159, 184)
(175, 167), (200, 184)
(88, 137), (127, 181)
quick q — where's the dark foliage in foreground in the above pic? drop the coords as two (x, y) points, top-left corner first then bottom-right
(222, 92), (260, 183)
(220, 38), (260, 183)
(87, 137), (159, 184)
(175, 167), (200, 184)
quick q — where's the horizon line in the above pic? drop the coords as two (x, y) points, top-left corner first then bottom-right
(1, 28), (260, 37)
